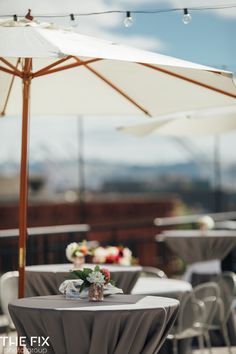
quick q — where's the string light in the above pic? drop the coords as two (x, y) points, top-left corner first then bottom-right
(123, 11), (133, 28)
(69, 13), (79, 27)
(2, 3), (236, 26)
(182, 8), (192, 24)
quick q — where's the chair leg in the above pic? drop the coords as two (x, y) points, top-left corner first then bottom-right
(173, 338), (178, 354)
(1, 327), (17, 354)
(2, 326), (10, 354)
(222, 324), (233, 354)
(197, 335), (205, 354)
(204, 331), (213, 354)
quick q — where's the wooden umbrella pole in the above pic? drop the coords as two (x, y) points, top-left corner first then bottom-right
(18, 58), (32, 298)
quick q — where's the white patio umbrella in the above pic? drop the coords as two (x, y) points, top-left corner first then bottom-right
(1, 18), (236, 298)
(118, 105), (236, 211)
(117, 106), (236, 137)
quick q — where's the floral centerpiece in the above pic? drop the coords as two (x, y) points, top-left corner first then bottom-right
(59, 265), (124, 300)
(71, 265), (112, 301)
(66, 240), (91, 267)
(92, 246), (133, 266)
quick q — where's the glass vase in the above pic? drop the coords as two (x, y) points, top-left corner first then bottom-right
(88, 283), (104, 302)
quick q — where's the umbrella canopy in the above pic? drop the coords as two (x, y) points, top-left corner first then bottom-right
(118, 106), (236, 213)
(1, 18), (236, 298)
(1, 20), (236, 117)
(117, 106), (236, 137)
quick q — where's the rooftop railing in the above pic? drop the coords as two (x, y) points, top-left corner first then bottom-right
(0, 210), (236, 273)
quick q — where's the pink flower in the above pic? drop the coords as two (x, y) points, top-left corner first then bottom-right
(101, 268), (110, 284)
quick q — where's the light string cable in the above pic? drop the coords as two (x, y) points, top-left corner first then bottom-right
(1, 3), (236, 21)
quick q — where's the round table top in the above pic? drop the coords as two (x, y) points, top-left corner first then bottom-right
(10, 294), (179, 312)
(131, 277), (192, 296)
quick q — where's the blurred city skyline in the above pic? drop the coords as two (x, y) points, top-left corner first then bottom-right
(0, 115), (236, 165)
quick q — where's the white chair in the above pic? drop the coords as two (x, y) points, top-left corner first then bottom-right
(0, 271), (18, 331)
(192, 282), (221, 354)
(141, 266), (167, 278)
(208, 272), (236, 354)
(167, 290), (205, 354)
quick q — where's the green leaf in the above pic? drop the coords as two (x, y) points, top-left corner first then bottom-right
(79, 281), (87, 293)
(70, 268), (93, 282)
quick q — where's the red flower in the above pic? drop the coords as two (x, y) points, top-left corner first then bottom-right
(101, 268), (110, 284)
(118, 247), (124, 257)
(105, 254), (120, 263)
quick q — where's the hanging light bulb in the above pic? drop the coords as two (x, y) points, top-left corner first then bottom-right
(123, 11), (133, 28)
(69, 13), (79, 28)
(182, 8), (191, 24)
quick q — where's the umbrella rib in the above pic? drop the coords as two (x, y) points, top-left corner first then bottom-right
(139, 63), (236, 100)
(0, 57), (22, 77)
(1, 58), (21, 116)
(0, 64), (22, 78)
(33, 58), (102, 78)
(73, 58), (151, 116)
(33, 56), (73, 77)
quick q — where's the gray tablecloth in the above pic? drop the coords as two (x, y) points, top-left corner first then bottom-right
(25, 264), (142, 295)
(157, 230), (236, 264)
(9, 294), (179, 354)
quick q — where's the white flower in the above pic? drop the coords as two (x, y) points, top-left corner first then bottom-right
(93, 247), (108, 263)
(87, 271), (105, 285)
(119, 257), (131, 266)
(66, 242), (79, 262)
(197, 215), (215, 230)
(122, 247), (132, 259)
(119, 248), (132, 265)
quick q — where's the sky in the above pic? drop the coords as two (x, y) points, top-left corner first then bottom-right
(0, 0), (236, 168)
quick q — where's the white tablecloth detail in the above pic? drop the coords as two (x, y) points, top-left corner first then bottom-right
(59, 279), (123, 299)
(183, 259), (221, 282)
(131, 277), (192, 297)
